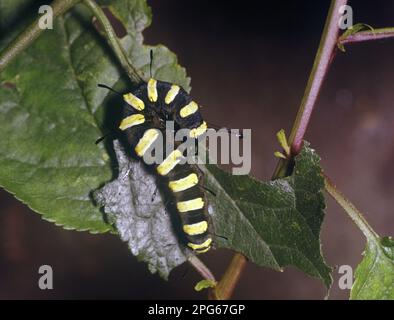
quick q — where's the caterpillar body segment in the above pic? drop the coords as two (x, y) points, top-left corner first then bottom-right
(119, 79), (212, 253)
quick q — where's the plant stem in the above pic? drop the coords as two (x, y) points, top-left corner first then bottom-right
(83, 0), (143, 84)
(0, 0), (81, 73)
(273, 0), (348, 179)
(209, 253), (247, 300)
(339, 27), (394, 46)
(324, 175), (379, 242)
(188, 256), (216, 283)
(211, 0), (348, 300)
(288, 0), (347, 155)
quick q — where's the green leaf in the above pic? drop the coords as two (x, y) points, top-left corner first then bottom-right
(204, 143), (332, 288)
(0, 0), (32, 31)
(97, 0), (152, 40)
(351, 236), (394, 299)
(0, 0), (37, 50)
(0, 0), (189, 232)
(94, 141), (190, 279)
(276, 129), (290, 157)
(274, 151), (287, 159)
(194, 279), (217, 292)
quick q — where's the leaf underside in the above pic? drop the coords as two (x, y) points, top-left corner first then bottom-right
(94, 141), (190, 279)
(351, 237), (394, 299)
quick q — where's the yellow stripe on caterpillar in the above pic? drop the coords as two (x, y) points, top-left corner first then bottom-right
(187, 238), (212, 250)
(180, 101), (198, 118)
(134, 129), (159, 157)
(189, 121), (207, 138)
(147, 78), (158, 102)
(168, 173), (198, 192)
(123, 93), (145, 111)
(119, 114), (145, 130)
(183, 221), (208, 236)
(157, 150), (183, 176)
(176, 198), (204, 212)
(195, 247), (211, 254)
(165, 85), (180, 104)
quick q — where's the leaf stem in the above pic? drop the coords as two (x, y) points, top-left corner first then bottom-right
(188, 256), (216, 283)
(82, 0), (143, 84)
(339, 27), (394, 46)
(324, 175), (379, 242)
(0, 0), (81, 73)
(209, 253), (247, 300)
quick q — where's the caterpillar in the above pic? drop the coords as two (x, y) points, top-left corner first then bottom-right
(118, 78), (212, 254)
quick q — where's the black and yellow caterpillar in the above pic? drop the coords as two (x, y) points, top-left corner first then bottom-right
(119, 78), (212, 254)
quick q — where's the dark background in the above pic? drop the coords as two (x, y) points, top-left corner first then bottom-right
(1, 0), (394, 299)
